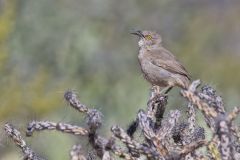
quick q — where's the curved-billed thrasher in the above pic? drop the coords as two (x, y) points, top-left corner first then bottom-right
(131, 30), (190, 94)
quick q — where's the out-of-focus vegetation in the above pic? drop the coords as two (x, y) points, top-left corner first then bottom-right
(0, 0), (240, 159)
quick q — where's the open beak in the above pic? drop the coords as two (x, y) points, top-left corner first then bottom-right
(130, 30), (144, 38)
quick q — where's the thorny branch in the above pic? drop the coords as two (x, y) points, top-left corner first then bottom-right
(4, 80), (240, 160)
(4, 123), (46, 160)
(70, 144), (87, 160)
(26, 121), (89, 137)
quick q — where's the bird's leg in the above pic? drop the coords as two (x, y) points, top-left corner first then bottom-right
(151, 85), (171, 98)
(151, 86), (172, 98)
(164, 86), (173, 94)
(150, 86), (160, 99)
(158, 86), (173, 95)
(151, 85), (161, 96)
(149, 86), (161, 104)
(156, 86), (161, 94)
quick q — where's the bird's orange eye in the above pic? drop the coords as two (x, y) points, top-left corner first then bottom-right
(145, 35), (152, 40)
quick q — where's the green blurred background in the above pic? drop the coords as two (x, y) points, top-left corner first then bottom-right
(0, 0), (240, 159)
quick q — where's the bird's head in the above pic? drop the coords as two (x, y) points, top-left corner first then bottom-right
(131, 30), (162, 48)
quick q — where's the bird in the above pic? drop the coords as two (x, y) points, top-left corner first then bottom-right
(131, 30), (190, 94)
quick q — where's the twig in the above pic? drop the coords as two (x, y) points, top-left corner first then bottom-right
(4, 123), (46, 160)
(70, 144), (87, 160)
(181, 90), (218, 118)
(26, 121), (89, 136)
(228, 106), (240, 122)
(64, 91), (89, 113)
(111, 125), (161, 159)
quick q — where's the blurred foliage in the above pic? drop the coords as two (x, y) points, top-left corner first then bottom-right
(0, 0), (240, 159)
(0, 0), (14, 73)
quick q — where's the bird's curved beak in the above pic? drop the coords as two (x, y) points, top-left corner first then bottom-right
(130, 30), (144, 38)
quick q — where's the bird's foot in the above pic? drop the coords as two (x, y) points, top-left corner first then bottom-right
(151, 86), (161, 97)
(150, 86), (171, 98)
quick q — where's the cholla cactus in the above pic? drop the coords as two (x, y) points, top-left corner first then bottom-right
(4, 80), (240, 160)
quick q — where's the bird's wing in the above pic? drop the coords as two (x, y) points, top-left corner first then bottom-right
(149, 48), (191, 80)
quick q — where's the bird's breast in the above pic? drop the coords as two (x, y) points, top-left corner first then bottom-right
(138, 51), (171, 87)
